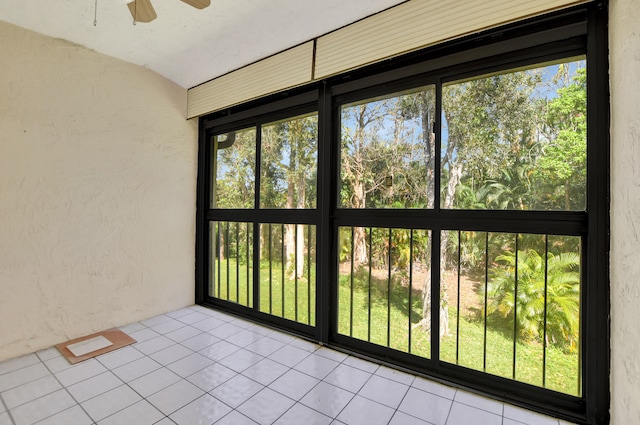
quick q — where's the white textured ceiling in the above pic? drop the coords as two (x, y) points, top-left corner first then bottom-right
(0, 0), (407, 88)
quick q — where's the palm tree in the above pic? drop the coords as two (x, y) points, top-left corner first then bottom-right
(486, 248), (580, 352)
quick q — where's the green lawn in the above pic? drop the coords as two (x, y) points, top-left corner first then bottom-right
(211, 258), (316, 326)
(212, 258), (579, 396)
(337, 271), (580, 396)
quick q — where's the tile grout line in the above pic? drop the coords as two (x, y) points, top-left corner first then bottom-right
(150, 361), (239, 421)
(443, 392), (456, 425)
(31, 405), (90, 425)
(387, 379), (440, 425)
(214, 408), (253, 425)
(302, 349), (371, 423)
(451, 391), (505, 418)
(39, 353), (97, 425)
(94, 323), (224, 424)
(47, 338), (160, 423)
(330, 357), (377, 422)
(225, 340), (327, 422)
(0, 394), (16, 425)
(0, 360), (47, 395)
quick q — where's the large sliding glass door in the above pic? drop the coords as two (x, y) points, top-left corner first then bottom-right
(203, 106), (319, 334)
(334, 59), (586, 397)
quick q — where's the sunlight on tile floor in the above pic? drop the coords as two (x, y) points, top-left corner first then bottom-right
(0, 306), (577, 425)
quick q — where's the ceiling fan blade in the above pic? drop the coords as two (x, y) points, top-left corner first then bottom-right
(127, 0), (157, 23)
(180, 0), (211, 9)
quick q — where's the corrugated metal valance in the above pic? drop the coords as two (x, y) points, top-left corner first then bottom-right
(187, 42), (314, 119)
(187, 0), (588, 119)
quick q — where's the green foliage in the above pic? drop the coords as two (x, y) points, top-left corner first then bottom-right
(260, 114), (318, 209)
(215, 129), (257, 209)
(339, 87), (436, 210)
(443, 68), (542, 189)
(442, 61), (587, 212)
(487, 248), (581, 352)
(476, 166), (532, 210)
(533, 67), (587, 210)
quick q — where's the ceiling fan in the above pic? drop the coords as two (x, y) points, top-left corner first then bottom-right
(127, 0), (211, 23)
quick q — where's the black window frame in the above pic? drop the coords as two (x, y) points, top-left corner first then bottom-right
(196, 3), (609, 423)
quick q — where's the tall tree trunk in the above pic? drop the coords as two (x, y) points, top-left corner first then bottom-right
(419, 107), (434, 329)
(352, 179), (368, 264)
(285, 222), (296, 277)
(437, 162), (462, 337)
(294, 174), (306, 278)
(342, 104), (370, 267)
(565, 178), (571, 210)
(284, 129), (308, 279)
(285, 144), (297, 277)
(218, 223), (226, 261)
(418, 164), (460, 338)
(418, 100), (451, 337)
(423, 98), (436, 210)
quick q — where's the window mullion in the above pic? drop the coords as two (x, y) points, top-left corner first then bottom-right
(434, 80), (443, 212)
(255, 124), (262, 211)
(430, 80), (444, 363)
(252, 124), (262, 312)
(316, 82), (334, 344)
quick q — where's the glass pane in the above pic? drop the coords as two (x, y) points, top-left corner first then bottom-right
(212, 128), (256, 209)
(209, 221), (253, 308)
(258, 223), (317, 326)
(441, 59), (586, 211)
(440, 230), (581, 396)
(339, 86), (436, 209)
(337, 226), (431, 359)
(260, 113), (318, 209)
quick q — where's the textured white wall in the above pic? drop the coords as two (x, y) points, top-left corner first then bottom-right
(610, 0), (640, 423)
(0, 21), (197, 361)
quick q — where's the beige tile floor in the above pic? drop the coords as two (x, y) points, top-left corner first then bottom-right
(0, 306), (577, 425)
